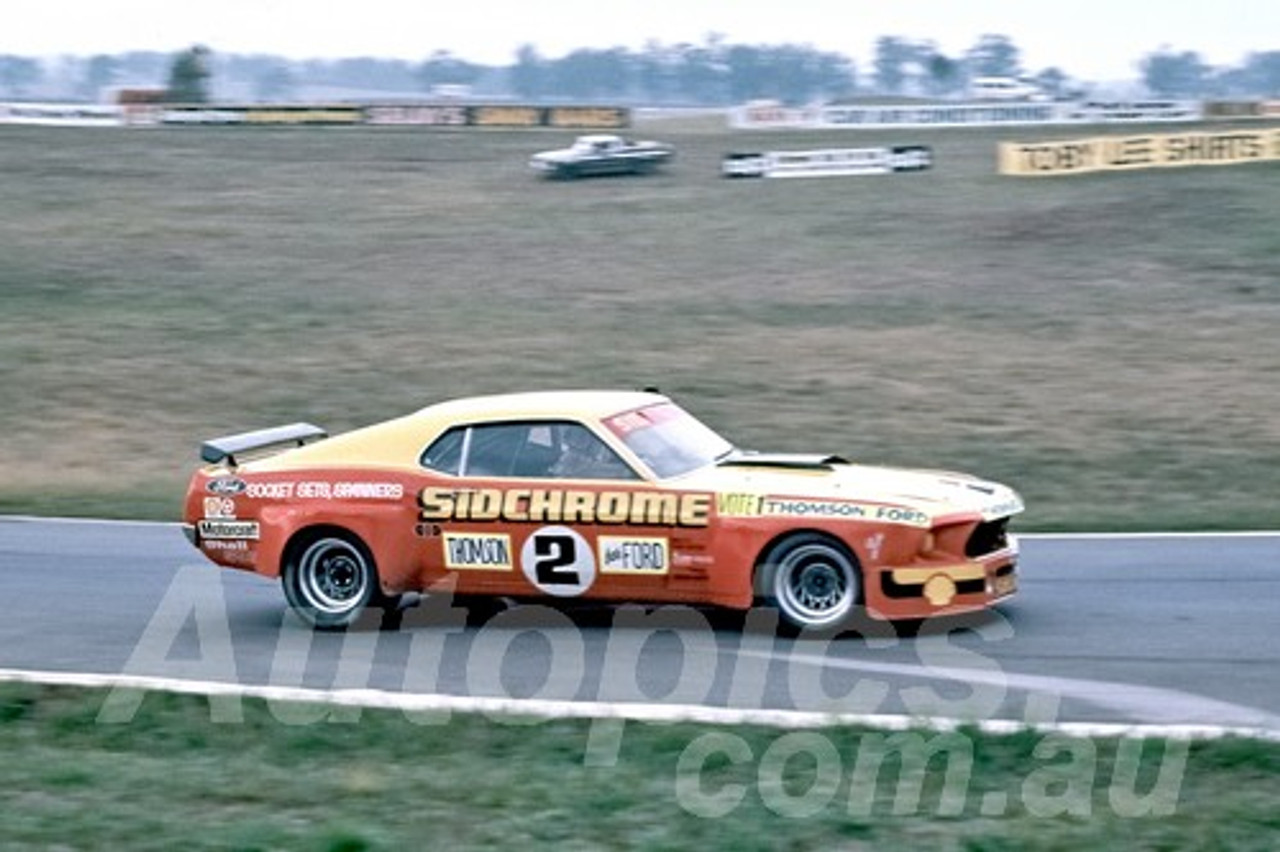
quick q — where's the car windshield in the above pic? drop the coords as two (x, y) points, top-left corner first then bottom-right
(603, 402), (734, 479)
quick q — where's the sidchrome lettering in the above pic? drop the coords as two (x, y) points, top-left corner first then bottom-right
(418, 487), (710, 527)
(502, 489), (530, 521)
(470, 489), (502, 520)
(563, 491), (595, 523)
(597, 492), (630, 524)
(527, 489), (563, 521)
(630, 492), (677, 525)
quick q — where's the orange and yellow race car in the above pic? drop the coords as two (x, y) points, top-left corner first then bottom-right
(182, 390), (1022, 631)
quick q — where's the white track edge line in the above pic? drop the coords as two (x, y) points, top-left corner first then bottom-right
(2, 515), (1278, 540)
(3, 668), (1278, 742)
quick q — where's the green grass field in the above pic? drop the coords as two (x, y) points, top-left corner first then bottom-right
(3, 119), (1279, 846)
(3, 683), (1279, 851)
(2, 117), (1278, 528)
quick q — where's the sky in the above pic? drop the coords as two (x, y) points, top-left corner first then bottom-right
(4, 0), (1277, 82)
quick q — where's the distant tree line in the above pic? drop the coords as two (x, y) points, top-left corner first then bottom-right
(1, 36), (1278, 103)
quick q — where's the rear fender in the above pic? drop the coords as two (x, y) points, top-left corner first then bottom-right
(257, 504), (415, 590)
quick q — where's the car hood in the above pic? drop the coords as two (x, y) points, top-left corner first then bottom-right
(531, 148), (577, 163)
(675, 455), (1023, 524)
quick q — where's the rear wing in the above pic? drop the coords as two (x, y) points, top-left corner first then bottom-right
(200, 422), (327, 467)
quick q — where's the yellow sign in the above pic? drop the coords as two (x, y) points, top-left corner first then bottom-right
(546, 107), (628, 128)
(470, 106), (543, 127)
(243, 108), (362, 125)
(443, 532), (513, 570)
(598, 536), (669, 574)
(999, 129), (1280, 176)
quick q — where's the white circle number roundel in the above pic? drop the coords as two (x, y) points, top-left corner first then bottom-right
(520, 526), (596, 597)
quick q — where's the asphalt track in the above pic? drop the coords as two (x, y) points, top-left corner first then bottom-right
(1, 517), (1278, 732)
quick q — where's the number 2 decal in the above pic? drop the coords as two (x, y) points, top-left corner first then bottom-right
(533, 534), (580, 585)
(521, 526), (596, 597)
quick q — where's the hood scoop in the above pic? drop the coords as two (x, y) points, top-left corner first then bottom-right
(716, 452), (850, 471)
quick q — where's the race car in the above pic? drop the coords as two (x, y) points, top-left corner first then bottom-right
(528, 134), (674, 179)
(182, 390), (1022, 631)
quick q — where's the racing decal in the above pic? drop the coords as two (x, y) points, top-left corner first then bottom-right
(443, 532), (513, 571)
(983, 496), (1025, 519)
(203, 497), (236, 519)
(865, 533), (886, 562)
(716, 494), (931, 527)
(598, 536), (669, 575)
(419, 487), (711, 527)
(717, 493), (764, 516)
(867, 505), (931, 527)
(239, 481), (405, 500)
(197, 520), (260, 540)
(203, 539), (249, 552)
(520, 527), (596, 597)
(206, 477), (246, 496)
(296, 481), (405, 500)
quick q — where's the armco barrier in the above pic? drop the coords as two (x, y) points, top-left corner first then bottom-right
(119, 103), (631, 129)
(998, 128), (1280, 176)
(729, 99), (1206, 130)
(722, 146), (931, 178)
(0, 102), (631, 129)
(0, 103), (123, 127)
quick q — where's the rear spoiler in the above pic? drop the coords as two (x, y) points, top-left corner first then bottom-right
(200, 422), (327, 467)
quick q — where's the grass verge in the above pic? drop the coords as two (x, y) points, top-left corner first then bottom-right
(1, 682), (1279, 851)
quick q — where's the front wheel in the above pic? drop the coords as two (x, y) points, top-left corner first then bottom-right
(758, 534), (861, 632)
(282, 532), (380, 629)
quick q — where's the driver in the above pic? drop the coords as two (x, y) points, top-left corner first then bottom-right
(549, 427), (631, 479)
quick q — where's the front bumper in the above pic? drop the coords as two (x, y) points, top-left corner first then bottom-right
(867, 538), (1019, 621)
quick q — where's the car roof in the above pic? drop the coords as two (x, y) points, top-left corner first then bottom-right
(243, 390), (668, 472)
(414, 389), (665, 422)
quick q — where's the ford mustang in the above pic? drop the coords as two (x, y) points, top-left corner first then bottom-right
(182, 390), (1022, 631)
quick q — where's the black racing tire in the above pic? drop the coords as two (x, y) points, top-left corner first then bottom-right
(282, 530), (384, 630)
(756, 533), (862, 633)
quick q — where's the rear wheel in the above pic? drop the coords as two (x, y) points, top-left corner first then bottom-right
(282, 531), (382, 629)
(758, 533), (861, 632)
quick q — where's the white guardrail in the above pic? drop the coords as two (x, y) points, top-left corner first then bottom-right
(0, 102), (124, 127)
(722, 145), (931, 178)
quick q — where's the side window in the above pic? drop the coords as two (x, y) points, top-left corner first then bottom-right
(421, 427), (465, 474)
(421, 421), (640, 480)
(545, 423), (638, 481)
(464, 424), (529, 477)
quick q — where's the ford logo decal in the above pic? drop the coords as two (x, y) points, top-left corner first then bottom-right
(207, 477), (247, 495)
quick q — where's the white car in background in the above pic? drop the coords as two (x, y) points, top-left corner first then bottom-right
(969, 76), (1048, 101)
(529, 134), (675, 179)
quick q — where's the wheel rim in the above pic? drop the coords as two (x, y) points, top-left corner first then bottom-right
(775, 543), (855, 629)
(297, 538), (369, 615)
